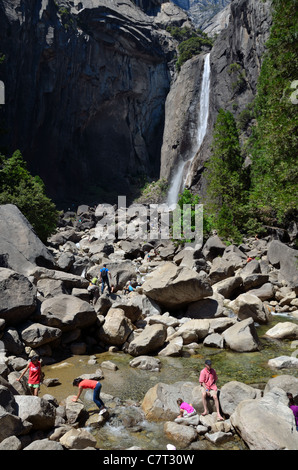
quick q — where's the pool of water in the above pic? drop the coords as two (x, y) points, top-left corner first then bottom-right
(40, 313), (298, 450)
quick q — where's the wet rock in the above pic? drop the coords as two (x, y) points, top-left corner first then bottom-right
(265, 322), (298, 340)
(59, 428), (97, 450)
(129, 356), (161, 372)
(164, 421), (197, 448)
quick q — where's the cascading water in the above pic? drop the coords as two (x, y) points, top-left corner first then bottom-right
(166, 52), (211, 207)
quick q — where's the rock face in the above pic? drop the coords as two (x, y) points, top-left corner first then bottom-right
(0, 0), (178, 205)
(160, 0), (272, 196)
(0, 205), (55, 275)
(141, 261), (213, 309)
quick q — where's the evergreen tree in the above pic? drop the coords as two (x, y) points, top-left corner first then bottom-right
(205, 109), (249, 241)
(0, 150), (59, 242)
(248, 0), (298, 225)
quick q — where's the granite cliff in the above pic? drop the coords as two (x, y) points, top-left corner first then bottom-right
(160, 0), (272, 197)
(0, 0), (186, 205)
(0, 0), (272, 206)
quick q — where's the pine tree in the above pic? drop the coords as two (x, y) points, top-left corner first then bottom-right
(205, 109), (249, 241)
(248, 0), (298, 225)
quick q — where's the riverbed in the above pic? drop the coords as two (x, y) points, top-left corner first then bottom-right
(40, 313), (298, 450)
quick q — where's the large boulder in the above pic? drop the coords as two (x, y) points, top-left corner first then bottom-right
(267, 240), (298, 292)
(97, 308), (134, 346)
(222, 318), (261, 352)
(38, 294), (97, 332)
(141, 262), (212, 309)
(219, 381), (262, 417)
(229, 292), (270, 324)
(19, 322), (62, 348)
(127, 323), (167, 356)
(141, 381), (200, 421)
(14, 395), (56, 431)
(164, 421), (197, 448)
(0, 204), (55, 275)
(265, 322), (298, 340)
(0, 408), (27, 444)
(230, 388), (298, 450)
(59, 428), (97, 450)
(202, 236), (227, 261)
(0, 268), (37, 326)
(263, 375), (298, 400)
(167, 319), (210, 345)
(24, 439), (64, 450)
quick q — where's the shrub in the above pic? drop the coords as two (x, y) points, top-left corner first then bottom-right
(0, 150), (59, 242)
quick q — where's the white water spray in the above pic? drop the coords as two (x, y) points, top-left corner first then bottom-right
(166, 52), (211, 207)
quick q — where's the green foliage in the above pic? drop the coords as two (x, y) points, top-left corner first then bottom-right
(204, 0), (297, 241)
(248, 0), (298, 224)
(171, 189), (214, 244)
(205, 109), (249, 242)
(166, 26), (213, 70)
(228, 63), (247, 95)
(134, 178), (169, 204)
(0, 150), (59, 242)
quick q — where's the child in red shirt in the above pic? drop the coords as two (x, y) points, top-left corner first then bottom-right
(17, 355), (42, 396)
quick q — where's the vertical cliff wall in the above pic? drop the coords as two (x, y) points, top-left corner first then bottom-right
(160, 0), (272, 199)
(0, 0), (177, 206)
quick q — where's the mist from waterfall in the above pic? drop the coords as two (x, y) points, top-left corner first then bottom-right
(166, 52), (211, 207)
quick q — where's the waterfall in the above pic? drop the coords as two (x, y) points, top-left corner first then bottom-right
(166, 52), (211, 207)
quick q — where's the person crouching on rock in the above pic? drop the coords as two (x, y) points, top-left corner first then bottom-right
(17, 355), (42, 396)
(72, 378), (107, 415)
(176, 398), (197, 418)
(87, 277), (100, 305)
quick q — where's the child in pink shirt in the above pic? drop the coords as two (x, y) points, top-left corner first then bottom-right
(177, 398), (197, 418)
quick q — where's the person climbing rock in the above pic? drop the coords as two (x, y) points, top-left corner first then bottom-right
(123, 280), (134, 295)
(87, 277), (100, 305)
(99, 264), (111, 295)
(72, 378), (107, 416)
(176, 398), (197, 418)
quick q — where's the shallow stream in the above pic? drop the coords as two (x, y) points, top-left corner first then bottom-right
(41, 313), (298, 450)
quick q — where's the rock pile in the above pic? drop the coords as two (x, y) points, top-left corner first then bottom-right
(0, 203), (298, 449)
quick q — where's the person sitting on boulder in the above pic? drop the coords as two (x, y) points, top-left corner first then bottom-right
(176, 398), (197, 418)
(87, 277), (99, 305)
(72, 378), (107, 416)
(123, 280), (134, 295)
(99, 264), (111, 295)
(199, 359), (224, 421)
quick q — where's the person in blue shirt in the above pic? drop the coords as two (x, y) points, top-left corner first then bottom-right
(99, 264), (111, 294)
(124, 280), (134, 295)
